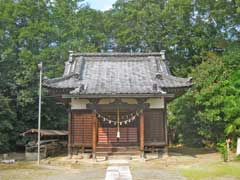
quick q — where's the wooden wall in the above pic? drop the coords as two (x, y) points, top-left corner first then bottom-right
(98, 127), (138, 144)
(69, 108), (166, 154)
(143, 109), (166, 146)
(71, 110), (94, 147)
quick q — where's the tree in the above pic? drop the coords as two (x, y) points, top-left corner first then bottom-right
(105, 0), (239, 75)
(0, 0), (106, 151)
(0, 0), (239, 152)
(0, 95), (17, 153)
(168, 44), (240, 147)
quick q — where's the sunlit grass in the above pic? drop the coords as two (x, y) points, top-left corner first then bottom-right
(0, 161), (54, 180)
(0, 161), (40, 170)
(181, 161), (240, 180)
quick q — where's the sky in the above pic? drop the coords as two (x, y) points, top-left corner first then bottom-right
(84, 0), (117, 11)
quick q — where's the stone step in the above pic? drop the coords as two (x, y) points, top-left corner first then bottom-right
(97, 145), (139, 148)
(96, 151), (140, 156)
(96, 146), (139, 152)
(96, 155), (132, 162)
(105, 165), (132, 180)
(108, 159), (129, 165)
(110, 155), (132, 160)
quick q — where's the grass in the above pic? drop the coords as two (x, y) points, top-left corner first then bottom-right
(0, 162), (55, 180)
(0, 160), (106, 180)
(180, 161), (240, 180)
(0, 161), (40, 170)
(0, 150), (239, 180)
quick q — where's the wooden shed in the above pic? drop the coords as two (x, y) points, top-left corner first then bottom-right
(21, 129), (68, 160)
(43, 51), (192, 157)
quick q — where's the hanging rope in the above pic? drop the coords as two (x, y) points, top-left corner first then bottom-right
(95, 109), (143, 126)
(117, 108), (120, 138)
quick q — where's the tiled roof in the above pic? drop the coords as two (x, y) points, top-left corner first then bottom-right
(44, 52), (192, 96)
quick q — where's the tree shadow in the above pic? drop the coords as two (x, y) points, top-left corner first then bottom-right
(168, 146), (216, 158)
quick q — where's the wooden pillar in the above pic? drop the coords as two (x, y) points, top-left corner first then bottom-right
(163, 98), (168, 158)
(140, 112), (145, 157)
(68, 109), (72, 158)
(164, 98), (168, 145)
(92, 112), (97, 159)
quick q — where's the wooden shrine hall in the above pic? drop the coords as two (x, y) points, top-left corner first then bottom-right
(43, 51), (192, 158)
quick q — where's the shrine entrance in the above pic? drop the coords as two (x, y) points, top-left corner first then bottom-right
(97, 111), (139, 146)
(94, 108), (143, 155)
(87, 99), (147, 155)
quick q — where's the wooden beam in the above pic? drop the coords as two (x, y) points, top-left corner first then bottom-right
(87, 103), (149, 111)
(92, 112), (97, 158)
(68, 109), (72, 158)
(140, 112), (144, 151)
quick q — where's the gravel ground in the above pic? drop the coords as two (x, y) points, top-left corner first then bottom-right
(131, 166), (186, 180)
(0, 163), (106, 180)
(0, 158), (187, 180)
(0, 148), (239, 180)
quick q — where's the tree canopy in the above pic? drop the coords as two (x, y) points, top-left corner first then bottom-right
(0, 0), (239, 152)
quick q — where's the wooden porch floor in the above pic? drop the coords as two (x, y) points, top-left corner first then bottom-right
(96, 144), (140, 156)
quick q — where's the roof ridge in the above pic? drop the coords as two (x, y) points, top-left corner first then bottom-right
(71, 52), (163, 57)
(161, 74), (192, 83)
(43, 74), (73, 85)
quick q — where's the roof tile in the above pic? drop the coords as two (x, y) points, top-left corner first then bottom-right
(44, 53), (192, 96)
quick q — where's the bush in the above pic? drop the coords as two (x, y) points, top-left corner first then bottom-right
(217, 142), (228, 162)
(235, 155), (240, 161)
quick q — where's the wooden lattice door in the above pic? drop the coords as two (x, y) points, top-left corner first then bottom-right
(97, 112), (139, 145)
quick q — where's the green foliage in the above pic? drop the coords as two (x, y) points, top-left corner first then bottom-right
(236, 155), (240, 161)
(181, 162), (240, 180)
(216, 142), (228, 162)
(0, 95), (17, 153)
(169, 44), (240, 147)
(0, 0), (239, 152)
(105, 0), (239, 75)
(0, 0), (104, 152)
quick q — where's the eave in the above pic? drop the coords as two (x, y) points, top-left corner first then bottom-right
(62, 93), (175, 99)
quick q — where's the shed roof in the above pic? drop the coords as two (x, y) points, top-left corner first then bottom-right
(44, 52), (192, 97)
(21, 129), (68, 136)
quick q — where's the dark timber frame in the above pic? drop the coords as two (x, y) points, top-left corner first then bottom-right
(68, 109), (71, 157)
(140, 113), (144, 156)
(92, 111), (97, 158)
(66, 98), (169, 157)
(43, 52), (192, 158)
